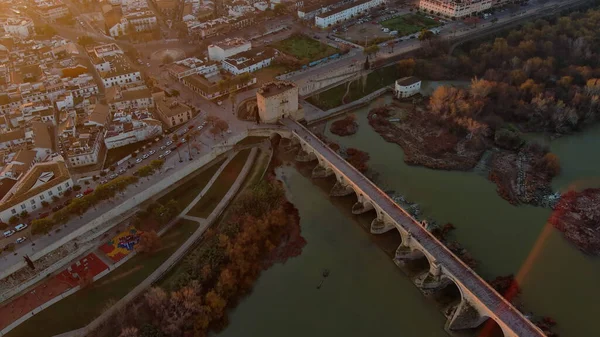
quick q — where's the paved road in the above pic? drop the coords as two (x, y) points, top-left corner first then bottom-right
(282, 118), (544, 337)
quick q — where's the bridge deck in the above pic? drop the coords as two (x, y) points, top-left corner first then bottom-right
(282, 118), (544, 337)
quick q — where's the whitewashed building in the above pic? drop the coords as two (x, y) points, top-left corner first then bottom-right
(222, 48), (275, 75)
(2, 18), (34, 38)
(104, 113), (163, 149)
(419, 0), (493, 18)
(208, 38), (251, 61)
(315, 0), (385, 28)
(394, 76), (421, 98)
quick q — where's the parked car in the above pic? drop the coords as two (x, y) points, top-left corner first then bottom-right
(109, 174), (117, 179)
(149, 150), (156, 155)
(197, 125), (203, 130)
(76, 193), (84, 199)
(3, 230), (15, 238)
(52, 205), (64, 212)
(164, 150), (171, 156)
(39, 212), (49, 218)
(166, 141), (173, 146)
(118, 169), (126, 174)
(160, 145), (166, 150)
(83, 188), (94, 195)
(16, 237), (26, 244)
(142, 154), (150, 159)
(14, 224), (27, 231)
(136, 158), (143, 164)
(158, 154), (165, 159)
(181, 138), (186, 143)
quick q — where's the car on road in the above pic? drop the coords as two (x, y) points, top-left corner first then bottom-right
(166, 141), (173, 146)
(160, 145), (166, 150)
(15, 224), (27, 231)
(76, 193), (84, 199)
(100, 179), (108, 184)
(197, 125), (203, 130)
(16, 237), (26, 244)
(3, 230), (15, 238)
(158, 154), (164, 159)
(136, 158), (143, 164)
(52, 205), (64, 212)
(142, 154), (150, 159)
(181, 138), (186, 143)
(109, 174), (117, 179)
(83, 188), (94, 195)
(146, 63), (151, 67)
(164, 150), (171, 156)
(226, 129), (232, 134)
(149, 150), (156, 155)
(118, 169), (126, 174)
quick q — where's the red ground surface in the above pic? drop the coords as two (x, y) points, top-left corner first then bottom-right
(0, 253), (108, 330)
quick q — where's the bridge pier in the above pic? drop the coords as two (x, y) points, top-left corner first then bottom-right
(414, 262), (451, 292)
(330, 181), (354, 196)
(394, 244), (425, 266)
(295, 149), (316, 162)
(352, 200), (373, 214)
(446, 298), (487, 332)
(312, 163), (334, 178)
(370, 217), (395, 234)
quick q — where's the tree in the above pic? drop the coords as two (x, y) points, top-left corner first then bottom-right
(215, 120), (229, 135)
(136, 231), (161, 254)
(185, 135), (192, 158)
(137, 165), (154, 177)
(363, 45), (380, 58)
(73, 185), (82, 192)
(9, 216), (19, 225)
(118, 327), (139, 337)
(418, 29), (434, 41)
(397, 58), (416, 77)
(206, 115), (219, 125)
(538, 153), (561, 177)
(32, 218), (55, 235)
(150, 159), (164, 170)
(363, 57), (370, 70)
(273, 3), (286, 15)
(41, 201), (50, 208)
(20, 211), (28, 219)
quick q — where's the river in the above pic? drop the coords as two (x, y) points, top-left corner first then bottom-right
(318, 94), (600, 337)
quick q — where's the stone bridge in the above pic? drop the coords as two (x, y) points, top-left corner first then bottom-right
(266, 119), (545, 337)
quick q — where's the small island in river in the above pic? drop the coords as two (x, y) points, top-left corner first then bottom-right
(549, 188), (600, 254)
(329, 114), (359, 136)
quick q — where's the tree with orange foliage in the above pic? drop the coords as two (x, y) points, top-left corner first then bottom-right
(136, 231), (161, 254)
(538, 153), (561, 177)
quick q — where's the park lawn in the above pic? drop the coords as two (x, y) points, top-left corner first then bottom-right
(156, 157), (226, 208)
(380, 14), (439, 36)
(306, 64), (400, 110)
(254, 64), (291, 83)
(6, 219), (200, 337)
(187, 149), (252, 218)
(271, 34), (338, 62)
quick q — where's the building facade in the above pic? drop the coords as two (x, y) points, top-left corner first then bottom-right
(256, 81), (301, 123)
(418, 0), (493, 18)
(315, 0), (385, 28)
(394, 76), (421, 98)
(152, 91), (193, 128)
(208, 38), (251, 61)
(222, 48), (275, 75)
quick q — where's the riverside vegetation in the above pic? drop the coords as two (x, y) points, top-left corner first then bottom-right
(92, 171), (304, 337)
(362, 7), (600, 251)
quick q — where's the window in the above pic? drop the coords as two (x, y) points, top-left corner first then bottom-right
(40, 194), (45, 200)
(32, 205), (36, 210)
(30, 200), (35, 205)
(11, 209), (16, 214)
(20, 204), (26, 210)
(48, 191), (53, 196)
(58, 186), (62, 192)
(65, 182), (70, 187)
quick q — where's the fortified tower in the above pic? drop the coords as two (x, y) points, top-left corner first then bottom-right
(256, 81), (303, 123)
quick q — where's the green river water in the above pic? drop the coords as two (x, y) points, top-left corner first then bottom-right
(220, 94), (600, 337)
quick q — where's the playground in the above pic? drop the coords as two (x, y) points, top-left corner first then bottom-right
(99, 226), (143, 262)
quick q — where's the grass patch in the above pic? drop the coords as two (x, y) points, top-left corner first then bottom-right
(380, 14), (439, 36)
(306, 64), (399, 110)
(105, 140), (150, 168)
(187, 149), (252, 218)
(271, 34), (338, 63)
(156, 157), (226, 209)
(236, 136), (268, 147)
(6, 219), (200, 337)
(254, 64), (291, 83)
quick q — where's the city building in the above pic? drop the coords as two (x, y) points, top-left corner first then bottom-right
(181, 72), (256, 100)
(166, 57), (219, 81)
(106, 86), (154, 112)
(0, 160), (73, 222)
(1, 17), (34, 38)
(152, 91), (193, 128)
(104, 111), (162, 149)
(256, 81), (303, 123)
(208, 38), (251, 61)
(89, 49), (142, 88)
(394, 76), (421, 98)
(63, 126), (103, 167)
(222, 48), (275, 75)
(36, 1), (70, 22)
(30, 121), (54, 161)
(105, 10), (158, 37)
(0, 129), (27, 151)
(315, 0), (385, 28)
(418, 0), (493, 18)
(187, 17), (230, 40)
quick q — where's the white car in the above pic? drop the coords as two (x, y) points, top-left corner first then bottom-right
(142, 154), (150, 159)
(181, 138), (186, 143)
(16, 237), (26, 244)
(166, 141), (173, 146)
(149, 150), (156, 155)
(160, 145), (166, 150)
(3, 230), (15, 238)
(164, 150), (171, 156)
(76, 193), (84, 198)
(109, 174), (117, 179)
(136, 158), (143, 164)
(15, 224), (27, 232)
(197, 125), (203, 130)
(226, 129), (232, 134)
(158, 154), (164, 159)
(202, 121), (208, 126)
(118, 169), (126, 174)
